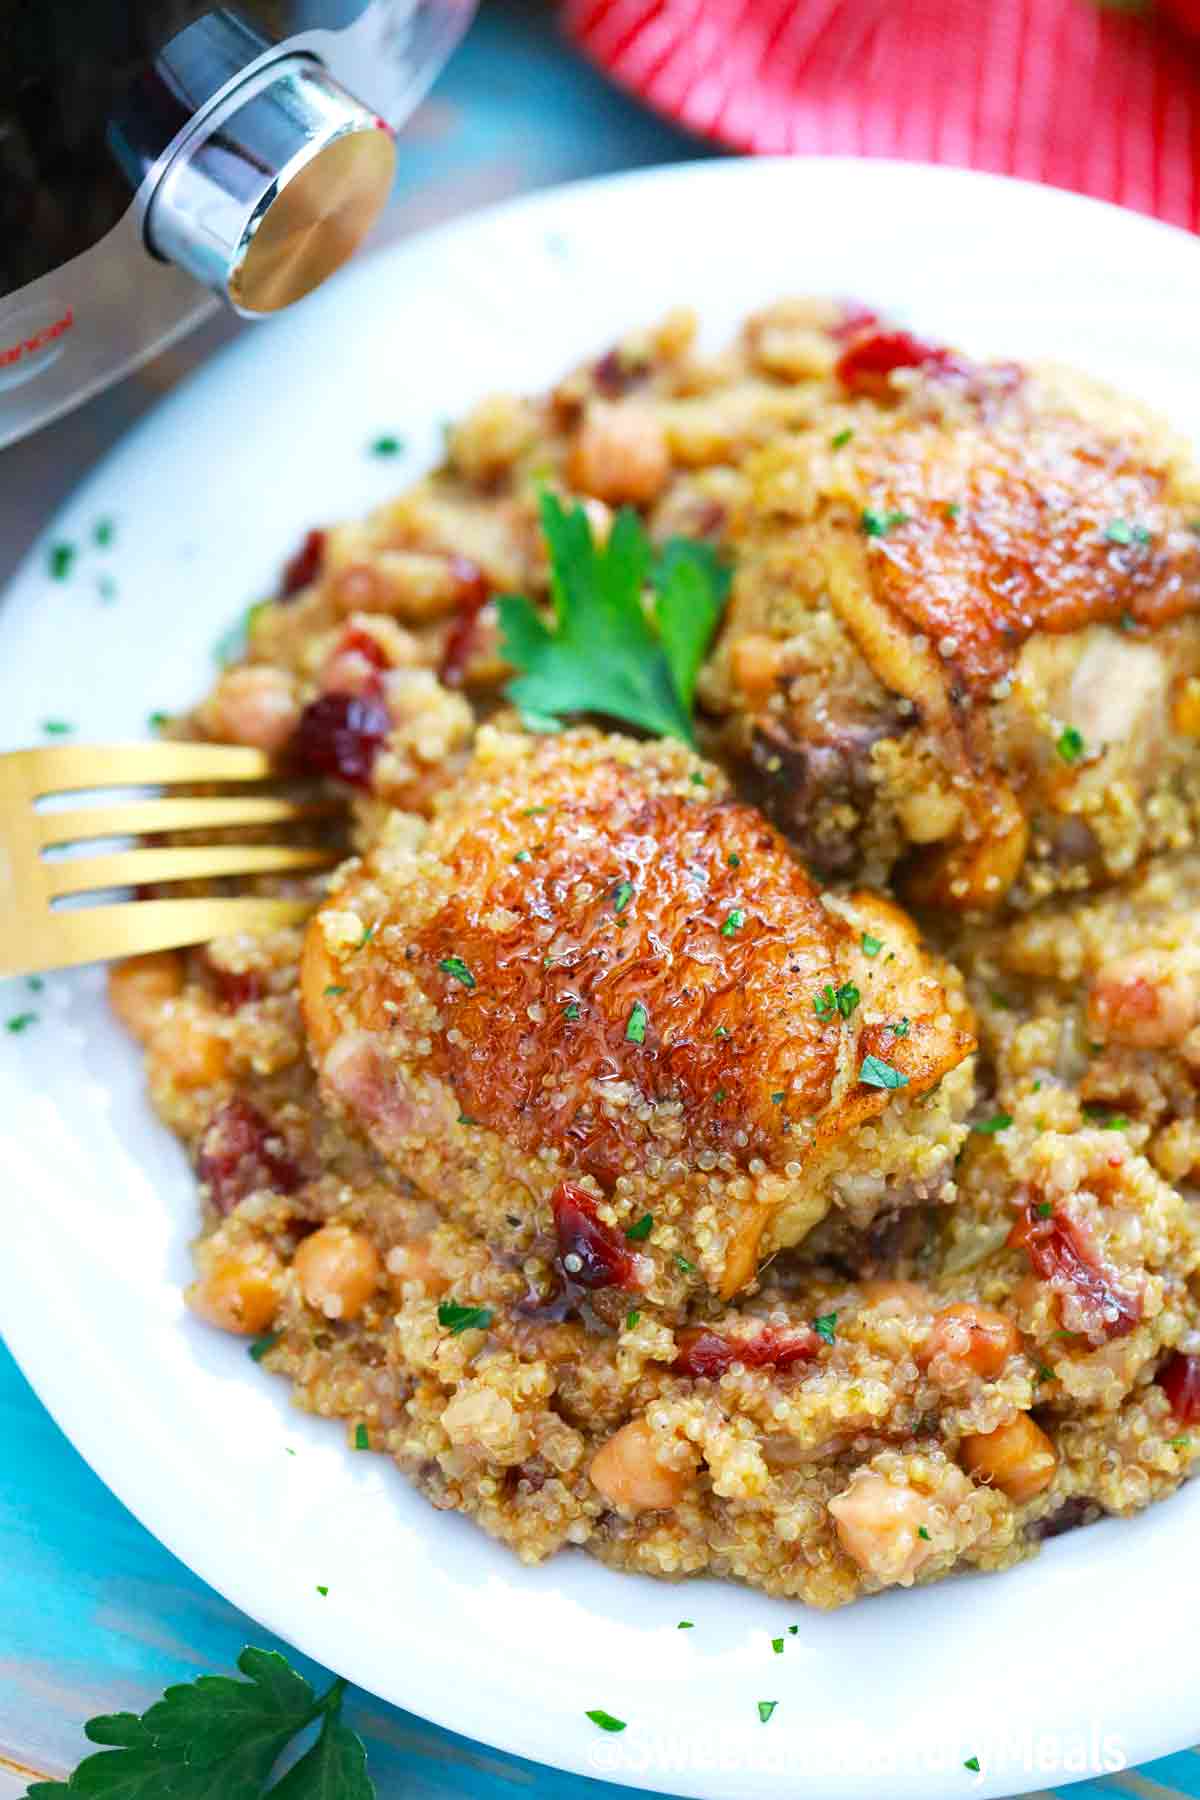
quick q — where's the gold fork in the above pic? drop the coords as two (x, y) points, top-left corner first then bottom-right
(1, 742), (341, 978)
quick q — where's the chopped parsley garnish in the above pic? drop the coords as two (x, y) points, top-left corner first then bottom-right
(499, 492), (730, 744)
(720, 908), (745, 937)
(522, 805), (550, 817)
(586, 1710), (627, 1734)
(612, 880), (635, 912)
(248, 1330), (282, 1362)
(148, 710), (170, 731)
(1171, 1435), (1192, 1449)
(675, 1253), (695, 1273)
(713, 1025), (730, 1040)
(918, 1526), (931, 1541)
(787, 1625), (798, 1635)
(625, 1212), (653, 1241)
(944, 502), (961, 521)
(771, 1090), (786, 1105)
(1082, 1103), (1129, 1130)
(626, 1310), (641, 1330)
(437, 1301), (493, 1335)
(26, 976), (43, 992)
(757, 1702), (777, 1724)
(973, 1112), (1013, 1134)
(565, 1002), (581, 1021)
(714, 1088), (727, 1103)
(813, 1312), (837, 1345)
(456, 1114), (478, 1126)
(316, 1584), (329, 1596)
(860, 932), (883, 957)
(813, 982), (860, 1021)
(727, 852), (741, 868)
(859, 1054), (909, 1090)
(677, 1619), (694, 1629)
(1119, 610), (1137, 631)
(861, 508), (910, 538)
(625, 1000), (648, 1043)
(6, 1012), (37, 1034)
(354, 1424), (369, 1450)
(1103, 518), (1151, 546)
(891, 1017), (911, 1037)
(1036, 1364), (1056, 1384)
(964, 1757), (981, 1773)
(1036, 1200), (1053, 1218)
(355, 923), (375, 951)
(690, 770), (706, 786)
(370, 434), (404, 456)
(93, 517), (115, 547)
(48, 541), (75, 579)
(771, 1637), (784, 1654)
(512, 848), (532, 863)
(831, 427), (854, 449)
(1056, 725), (1085, 763)
(438, 955), (476, 988)
(42, 719), (72, 735)
(324, 984), (346, 997)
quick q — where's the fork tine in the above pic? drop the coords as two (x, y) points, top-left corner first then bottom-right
(45, 843), (336, 899)
(15, 742), (284, 796)
(37, 793), (337, 847)
(0, 896), (317, 978)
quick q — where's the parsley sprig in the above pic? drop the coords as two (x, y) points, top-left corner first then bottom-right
(498, 493), (730, 745)
(28, 1647), (374, 1799)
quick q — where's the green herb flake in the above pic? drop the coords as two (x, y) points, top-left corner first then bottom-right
(626, 1310), (641, 1330)
(522, 805), (550, 817)
(861, 508), (910, 538)
(714, 1088), (727, 1103)
(565, 1002), (581, 1021)
(248, 1330), (282, 1362)
(438, 955), (476, 989)
(973, 1112), (1013, 1134)
(625, 1212), (653, 1241)
(512, 848), (532, 864)
(93, 517), (115, 548)
(787, 1625), (798, 1635)
(859, 1054), (909, 1090)
(1036, 1364), (1056, 1384)
(456, 1114), (478, 1126)
(964, 1757), (981, 1773)
(1082, 1103), (1129, 1130)
(1056, 725), (1085, 763)
(355, 923), (375, 951)
(944, 502), (962, 521)
(831, 427), (854, 449)
(813, 1312), (838, 1345)
(813, 985), (837, 1021)
(612, 880), (635, 913)
(861, 932), (884, 957)
(892, 1017), (911, 1037)
(1171, 1435), (1192, 1449)
(675, 1253), (695, 1274)
(677, 1620), (694, 1629)
(26, 976), (44, 993)
(835, 982), (860, 1018)
(918, 1526), (931, 1541)
(316, 1584), (329, 1596)
(625, 1000), (648, 1044)
(499, 493), (730, 745)
(323, 984), (346, 998)
(1103, 518), (1151, 546)
(354, 1424), (369, 1450)
(437, 1300), (494, 1335)
(42, 719), (72, 735)
(757, 1702), (777, 1724)
(370, 434), (404, 457)
(690, 770), (706, 786)
(48, 541), (75, 580)
(586, 1710), (627, 1734)
(713, 1025), (730, 1040)
(720, 908), (746, 938)
(6, 1012), (37, 1034)
(771, 1090), (786, 1105)
(771, 1637), (784, 1654)
(727, 852), (741, 868)
(1036, 1200), (1054, 1218)
(148, 710), (170, 731)
(1120, 610), (1138, 631)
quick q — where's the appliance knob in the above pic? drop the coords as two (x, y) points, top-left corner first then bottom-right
(144, 56), (396, 317)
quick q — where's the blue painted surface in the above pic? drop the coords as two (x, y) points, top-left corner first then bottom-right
(1, 6), (1198, 1798)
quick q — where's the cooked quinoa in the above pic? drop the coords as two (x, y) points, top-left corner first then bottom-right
(110, 300), (1200, 1607)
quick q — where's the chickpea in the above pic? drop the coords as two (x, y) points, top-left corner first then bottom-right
(730, 634), (788, 705)
(1087, 949), (1199, 1049)
(202, 665), (301, 752)
(588, 1418), (690, 1514)
(293, 1223), (382, 1321)
(188, 1253), (279, 1336)
(1173, 676), (1200, 739)
(828, 1471), (942, 1586)
(152, 1015), (230, 1088)
(960, 1413), (1057, 1503)
(386, 1237), (450, 1297)
(108, 951), (183, 1042)
(919, 1303), (1020, 1382)
(567, 402), (671, 507)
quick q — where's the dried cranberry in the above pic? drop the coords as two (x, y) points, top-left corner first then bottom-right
(207, 965), (265, 1010)
(830, 300), (881, 342)
(279, 528), (326, 598)
(1009, 1202), (1142, 1341)
(551, 1181), (641, 1290)
(438, 557), (490, 689)
(1157, 1352), (1200, 1424)
(672, 1324), (819, 1379)
(290, 691), (390, 788)
(197, 1097), (301, 1215)
(835, 328), (956, 392)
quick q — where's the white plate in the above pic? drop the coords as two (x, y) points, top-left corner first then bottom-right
(3, 159), (1199, 1800)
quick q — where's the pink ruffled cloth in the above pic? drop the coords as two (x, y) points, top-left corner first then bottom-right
(564, 0), (1200, 230)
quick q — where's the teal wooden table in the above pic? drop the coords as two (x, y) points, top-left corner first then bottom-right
(3, 8), (1200, 1798)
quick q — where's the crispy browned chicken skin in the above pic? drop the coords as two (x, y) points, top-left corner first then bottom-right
(301, 726), (975, 1306)
(703, 347), (1200, 908)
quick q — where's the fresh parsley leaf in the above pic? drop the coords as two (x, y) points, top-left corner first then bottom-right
(248, 1331), (282, 1363)
(727, 852), (741, 868)
(1171, 1435), (1192, 1449)
(835, 982), (860, 1018)
(438, 956), (475, 989)
(831, 428), (853, 448)
(437, 1301), (493, 1335)
(1056, 725), (1085, 763)
(813, 1312), (837, 1345)
(677, 1620), (694, 1629)
(564, 1002), (581, 1021)
(675, 1253), (695, 1273)
(625, 1213), (653, 1241)
(612, 880), (634, 913)
(813, 985), (837, 1021)
(148, 710), (170, 732)
(860, 933), (883, 957)
(1082, 1103), (1129, 1130)
(324, 985), (346, 998)
(861, 508), (909, 538)
(316, 1585), (329, 1596)
(771, 1637), (784, 1654)
(94, 518), (115, 548)
(972, 1112), (1012, 1134)
(859, 1054), (909, 1090)
(891, 1017), (910, 1037)
(353, 1425), (369, 1450)
(7, 1012), (37, 1034)
(625, 1000), (648, 1044)
(512, 848), (532, 864)
(626, 1310), (641, 1330)
(1036, 1200), (1053, 1218)
(585, 1710), (626, 1733)
(944, 502), (961, 521)
(1103, 518), (1150, 546)
(48, 542), (75, 580)
(757, 1702), (777, 1724)
(268, 1689), (374, 1800)
(964, 1756), (981, 1773)
(720, 908), (745, 937)
(42, 719), (73, 735)
(369, 435), (403, 457)
(771, 1091), (786, 1105)
(918, 1526), (931, 1541)
(498, 493), (729, 745)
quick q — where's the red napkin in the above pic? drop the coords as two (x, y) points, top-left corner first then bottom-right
(565, 0), (1200, 231)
